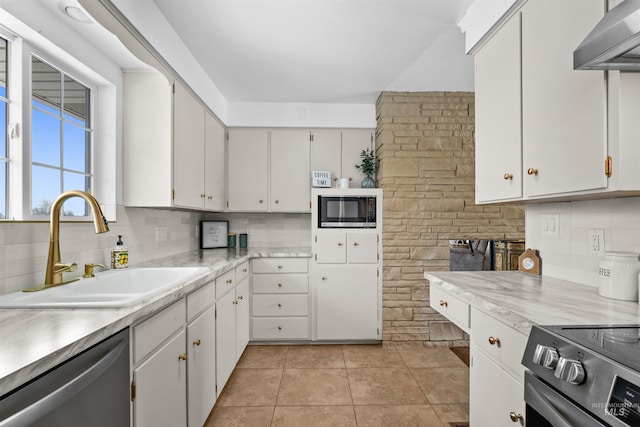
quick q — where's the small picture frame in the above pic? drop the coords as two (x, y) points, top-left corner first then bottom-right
(200, 220), (228, 249)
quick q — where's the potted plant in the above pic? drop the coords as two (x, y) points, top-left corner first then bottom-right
(355, 148), (378, 188)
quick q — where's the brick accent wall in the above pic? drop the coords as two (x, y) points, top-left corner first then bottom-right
(376, 91), (525, 347)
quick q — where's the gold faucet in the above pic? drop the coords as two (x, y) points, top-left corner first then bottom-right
(24, 190), (109, 292)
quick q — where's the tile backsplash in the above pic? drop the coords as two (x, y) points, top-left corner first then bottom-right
(0, 207), (312, 295)
(526, 196), (640, 287)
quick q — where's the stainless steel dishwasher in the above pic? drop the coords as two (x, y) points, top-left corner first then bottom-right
(0, 328), (130, 427)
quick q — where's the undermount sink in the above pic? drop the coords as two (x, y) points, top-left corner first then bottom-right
(0, 267), (210, 309)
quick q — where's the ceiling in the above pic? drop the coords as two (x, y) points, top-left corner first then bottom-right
(148, 0), (476, 104)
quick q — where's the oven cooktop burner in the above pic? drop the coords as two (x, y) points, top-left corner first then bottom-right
(546, 324), (640, 375)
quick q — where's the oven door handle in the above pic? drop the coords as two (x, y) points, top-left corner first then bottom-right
(525, 372), (608, 427)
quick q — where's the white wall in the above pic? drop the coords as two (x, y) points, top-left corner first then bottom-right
(526, 197), (640, 287)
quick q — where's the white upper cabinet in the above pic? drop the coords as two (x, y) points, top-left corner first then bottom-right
(521, 0), (607, 198)
(474, 14), (522, 203)
(473, 0), (616, 203)
(204, 112), (226, 211)
(270, 130), (311, 212)
(122, 72), (226, 211)
(311, 129), (373, 188)
(173, 81), (206, 208)
(227, 129), (269, 211)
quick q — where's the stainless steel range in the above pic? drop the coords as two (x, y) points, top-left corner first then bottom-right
(522, 325), (640, 426)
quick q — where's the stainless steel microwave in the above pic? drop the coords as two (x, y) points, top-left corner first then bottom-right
(317, 195), (377, 228)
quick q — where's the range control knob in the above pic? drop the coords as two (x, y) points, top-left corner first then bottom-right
(532, 345), (559, 369)
(554, 357), (585, 385)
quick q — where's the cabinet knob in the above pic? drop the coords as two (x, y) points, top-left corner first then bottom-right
(321, 276), (328, 281)
(243, 268), (248, 272)
(353, 242), (360, 247)
(238, 295), (244, 300)
(178, 354), (187, 361)
(439, 300), (448, 307)
(277, 303), (282, 308)
(277, 283), (283, 288)
(193, 339), (201, 346)
(226, 279), (233, 284)
(200, 193), (206, 198)
(509, 412), (523, 422)
(259, 199), (264, 203)
(275, 200), (279, 204)
(488, 336), (501, 346)
(333, 177), (337, 181)
(277, 265), (283, 270)
(349, 177), (352, 181)
(277, 326), (283, 331)
(208, 195), (213, 200)
(233, 300), (238, 305)
(337, 242), (344, 247)
(503, 173), (513, 180)
(527, 168), (538, 176)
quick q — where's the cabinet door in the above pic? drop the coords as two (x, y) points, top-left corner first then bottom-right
(133, 330), (187, 427)
(216, 289), (236, 396)
(315, 233), (347, 263)
(521, 0), (607, 197)
(311, 130), (342, 186)
(173, 82), (205, 209)
(227, 129), (268, 211)
(270, 130), (311, 212)
(187, 306), (216, 427)
(474, 14), (522, 203)
(315, 265), (378, 340)
(204, 112), (225, 211)
(235, 278), (250, 362)
(347, 233), (378, 264)
(341, 130), (373, 188)
(470, 347), (525, 426)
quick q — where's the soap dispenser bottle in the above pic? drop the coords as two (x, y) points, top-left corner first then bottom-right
(111, 235), (129, 269)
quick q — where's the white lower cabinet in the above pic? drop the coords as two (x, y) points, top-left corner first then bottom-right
(187, 305), (216, 427)
(315, 264), (378, 340)
(216, 261), (250, 396)
(133, 329), (187, 427)
(470, 308), (527, 426)
(250, 258), (310, 341)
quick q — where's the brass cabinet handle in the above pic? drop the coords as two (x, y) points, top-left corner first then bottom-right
(200, 193), (206, 198)
(233, 300), (238, 305)
(275, 200), (279, 204)
(488, 336), (501, 345)
(277, 283), (283, 288)
(259, 199), (264, 203)
(226, 279), (233, 284)
(277, 265), (283, 269)
(333, 177), (337, 181)
(242, 268), (248, 272)
(208, 195), (213, 200)
(353, 242), (360, 247)
(277, 303), (282, 308)
(509, 412), (523, 422)
(337, 242), (344, 246)
(277, 326), (282, 331)
(503, 173), (513, 180)
(527, 168), (538, 176)
(193, 339), (201, 346)
(238, 295), (244, 300)
(439, 300), (448, 307)
(321, 276), (328, 281)
(178, 354), (187, 361)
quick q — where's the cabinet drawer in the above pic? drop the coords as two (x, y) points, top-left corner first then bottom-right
(430, 286), (470, 333)
(252, 317), (309, 339)
(252, 274), (308, 293)
(252, 294), (308, 316)
(252, 258), (308, 274)
(236, 261), (249, 283)
(134, 299), (186, 364)
(215, 269), (236, 299)
(471, 307), (528, 379)
(187, 281), (215, 321)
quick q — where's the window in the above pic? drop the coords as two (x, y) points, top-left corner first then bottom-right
(0, 37), (7, 220)
(31, 57), (92, 217)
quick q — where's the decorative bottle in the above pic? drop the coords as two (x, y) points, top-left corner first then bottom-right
(111, 235), (129, 269)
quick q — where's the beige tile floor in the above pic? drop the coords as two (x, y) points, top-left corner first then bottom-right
(206, 345), (469, 427)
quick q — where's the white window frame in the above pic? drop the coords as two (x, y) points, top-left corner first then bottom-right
(0, 20), (117, 222)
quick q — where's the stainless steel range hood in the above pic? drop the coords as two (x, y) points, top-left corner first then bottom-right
(574, 0), (640, 70)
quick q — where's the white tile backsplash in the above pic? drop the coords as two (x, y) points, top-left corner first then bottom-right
(526, 196), (640, 288)
(0, 207), (312, 295)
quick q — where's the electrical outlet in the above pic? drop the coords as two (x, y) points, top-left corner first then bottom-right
(155, 226), (168, 242)
(589, 229), (605, 255)
(541, 213), (560, 237)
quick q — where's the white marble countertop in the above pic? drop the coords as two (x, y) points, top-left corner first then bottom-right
(424, 271), (640, 335)
(0, 247), (311, 396)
